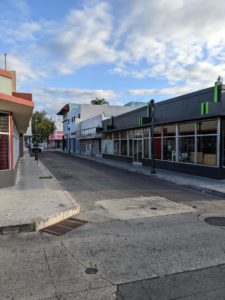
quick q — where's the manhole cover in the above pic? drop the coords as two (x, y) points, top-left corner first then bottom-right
(85, 267), (98, 274)
(204, 217), (225, 227)
(41, 218), (87, 236)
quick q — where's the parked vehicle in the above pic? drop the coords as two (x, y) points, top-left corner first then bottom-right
(30, 143), (44, 154)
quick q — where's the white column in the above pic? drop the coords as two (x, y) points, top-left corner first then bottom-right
(127, 131), (129, 156)
(176, 124), (179, 162)
(217, 118), (221, 167)
(149, 127), (151, 159)
(194, 122), (197, 164)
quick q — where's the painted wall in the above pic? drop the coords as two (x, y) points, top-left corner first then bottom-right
(0, 75), (12, 95)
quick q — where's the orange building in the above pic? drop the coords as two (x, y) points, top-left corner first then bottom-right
(0, 69), (34, 188)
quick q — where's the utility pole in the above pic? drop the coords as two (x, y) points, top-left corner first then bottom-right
(4, 53), (7, 70)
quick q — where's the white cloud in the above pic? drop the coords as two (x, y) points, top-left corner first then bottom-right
(111, 0), (225, 88)
(46, 2), (115, 74)
(32, 87), (117, 114)
(1, 0), (225, 111)
(0, 55), (47, 88)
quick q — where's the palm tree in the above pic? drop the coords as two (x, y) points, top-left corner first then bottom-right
(91, 98), (109, 105)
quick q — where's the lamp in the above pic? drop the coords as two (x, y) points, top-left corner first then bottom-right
(217, 76), (223, 86)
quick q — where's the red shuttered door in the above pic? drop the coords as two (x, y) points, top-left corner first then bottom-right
(0, 135), (9, 170)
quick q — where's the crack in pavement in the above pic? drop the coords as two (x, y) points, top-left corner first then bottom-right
(41, 233), (61, 300)
(59, 240), (116, 287)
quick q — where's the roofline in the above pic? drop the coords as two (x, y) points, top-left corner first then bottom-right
(0, 92), (34, 107)
(0, 69), (13, 79)
(57, 104), (70, 115)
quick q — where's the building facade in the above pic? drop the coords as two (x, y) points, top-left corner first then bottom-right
(57, 103), (135, 156)
(48, 118), (63, 149)
(0, 69), (34, 188)
(102, 84), (225, 179)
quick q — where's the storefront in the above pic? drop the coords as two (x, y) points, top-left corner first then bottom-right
(102, 84), (225, 178)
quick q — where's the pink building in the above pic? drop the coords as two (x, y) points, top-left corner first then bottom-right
(48, 120), (63, 149)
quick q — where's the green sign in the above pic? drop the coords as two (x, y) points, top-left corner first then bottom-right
(201, 101), (209, 115)
(214, 82), (218, 103)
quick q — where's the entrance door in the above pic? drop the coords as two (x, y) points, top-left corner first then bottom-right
(133, 139), (142, 163)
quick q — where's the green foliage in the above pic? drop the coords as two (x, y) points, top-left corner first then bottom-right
(32, 111), (56, 143)
(91, 98), (109, 105)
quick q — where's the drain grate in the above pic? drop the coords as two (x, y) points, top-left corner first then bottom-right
(41, 218), (87, 236)
(204, 217), (225, 227)
(39, 176), (53, 179)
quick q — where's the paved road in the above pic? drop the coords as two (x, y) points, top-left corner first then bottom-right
(1, 151), (225, 299)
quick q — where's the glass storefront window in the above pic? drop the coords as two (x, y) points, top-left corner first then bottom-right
(163, 138), (176, 161)
(197, 135), (217, 166)
(103, 140), (113, 154)
(143, 128), (149, 137)
(121, 140), (128, 156)
(106, 133), (112, 139)
(197, 120), (217, 135)
(163, 125), (176, 137)
(114, 140), (120, 155)
(120, 131), (127, 139)
(128, 130), (133, 139)
(134, 129), (143, 138)
(129, 140), (133, 156)
(154, 127), (161, 137)
(144, 139), (149, 158)
(178, 136), (195, 163)
(113, 132), (120, 139)
(0, 113), (9, 170)
(0, 114), (9, 132)
(179, 123), (195, 135)
(222, 120), (225, 166)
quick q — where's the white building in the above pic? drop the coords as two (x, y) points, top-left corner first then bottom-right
(57, 103), (135, 156)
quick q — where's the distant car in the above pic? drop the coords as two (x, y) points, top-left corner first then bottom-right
(31, 143), (44, 153)
(38, 143), (44, 151)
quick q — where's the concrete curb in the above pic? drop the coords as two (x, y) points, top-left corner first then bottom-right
(64, 152), (225, 199)
(34, 205), (80, 231)
(0, 204), (80, 234)
(0, 157), (80, 235)
(35, 159), (81, 231)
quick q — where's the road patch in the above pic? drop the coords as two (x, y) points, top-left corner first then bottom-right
(95, 196), (195, 220)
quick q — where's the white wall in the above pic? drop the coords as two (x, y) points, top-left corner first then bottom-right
(13, 123), (20, 168)
(80, 114), (102, 130)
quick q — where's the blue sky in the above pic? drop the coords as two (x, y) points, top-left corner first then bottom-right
(0, 0), (225, 116)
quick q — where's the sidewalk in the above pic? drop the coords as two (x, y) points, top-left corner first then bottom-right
(0, 152), (80, 234)
(69, 152), (225, 198)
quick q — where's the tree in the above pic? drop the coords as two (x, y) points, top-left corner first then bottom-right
(32, 111), (56, 143)
(91, 98), (109, 105)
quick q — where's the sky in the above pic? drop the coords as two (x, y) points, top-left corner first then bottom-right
(1, 0), (225, 117)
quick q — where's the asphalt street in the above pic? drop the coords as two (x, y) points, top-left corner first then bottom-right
(1, 150), (225, 300)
